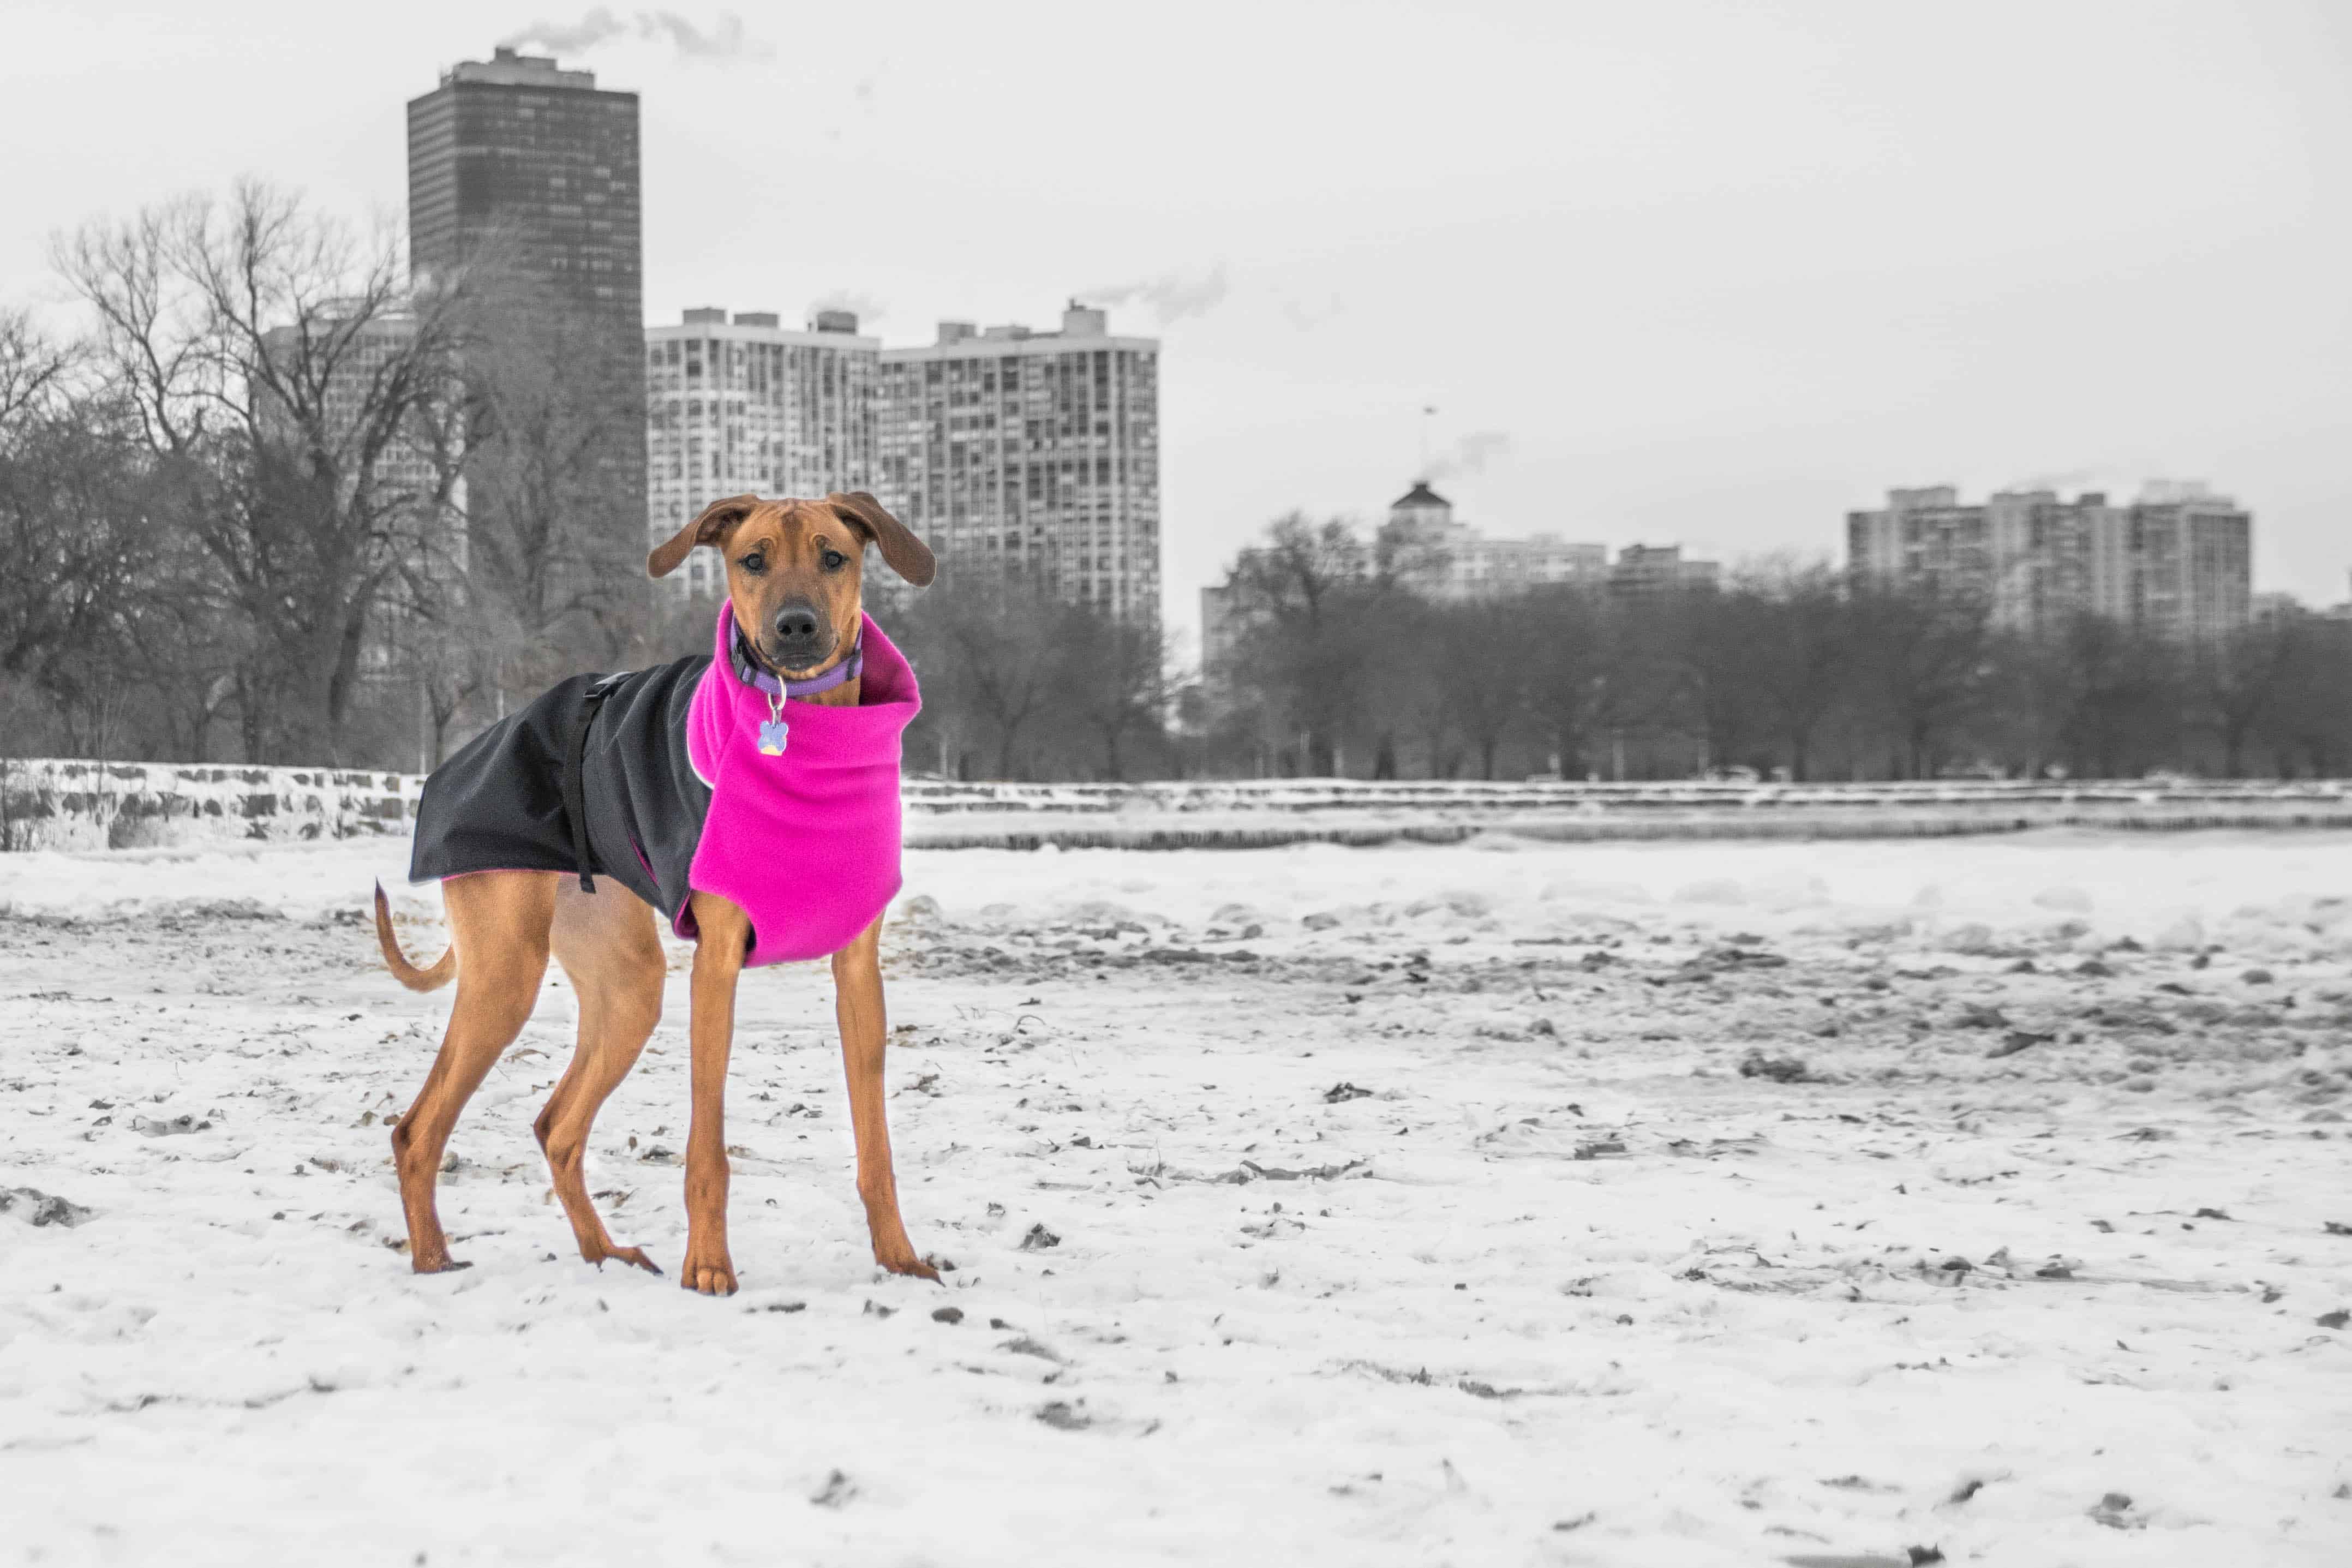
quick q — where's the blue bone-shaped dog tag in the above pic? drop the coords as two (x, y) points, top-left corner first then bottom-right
(758, 719), (788, 756)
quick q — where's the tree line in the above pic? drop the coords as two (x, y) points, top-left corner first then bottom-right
(1192, 511), (2352, 783)
(871, 506), (2352, 784)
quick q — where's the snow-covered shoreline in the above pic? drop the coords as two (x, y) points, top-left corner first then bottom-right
(3, 831), (2348, 1564)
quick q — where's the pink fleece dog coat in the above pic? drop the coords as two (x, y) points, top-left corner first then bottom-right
(681, 606), (920, 964)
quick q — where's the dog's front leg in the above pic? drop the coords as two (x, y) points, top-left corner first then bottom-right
(833, 914), (939, 1280)
(681, 893), (751, 1296)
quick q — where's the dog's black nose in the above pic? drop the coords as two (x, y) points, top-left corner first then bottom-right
(773, 606), (821, 645)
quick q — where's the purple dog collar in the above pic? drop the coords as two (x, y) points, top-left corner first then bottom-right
(729, 620), (864, 699)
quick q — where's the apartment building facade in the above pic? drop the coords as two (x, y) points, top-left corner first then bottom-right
(1608, 543), (1721, 597)
(2127, 484), (2256, 643)
(1845, 486), (1995, 600)
(644, 308), (878, 600)
(873, 306), (1160, 624)
(1847, 482), (2252, 642)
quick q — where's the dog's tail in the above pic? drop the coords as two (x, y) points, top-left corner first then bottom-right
(374, 881), (456, 992)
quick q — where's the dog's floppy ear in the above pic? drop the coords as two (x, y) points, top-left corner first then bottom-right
(648, 493), (762, 579)
(825, 492), (937, 587)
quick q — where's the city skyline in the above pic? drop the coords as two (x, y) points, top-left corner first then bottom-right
(5, 2), (2348, 646)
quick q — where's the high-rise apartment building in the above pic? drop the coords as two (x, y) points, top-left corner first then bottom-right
(1847, 482), (2251, 641)
(2127, 483), (2254, 643)
(645, 309), (879, 599)
(1845, 486), (1994, 600)
(1984, 488), (2120, 631)
(408, 49), (642, 304)
(1198, 577), (1248, 680)
(874, 306), (1160, 623)
(406, 47), (645, 564)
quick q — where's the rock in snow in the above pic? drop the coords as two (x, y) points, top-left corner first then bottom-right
(0, 1187), (93, 1228)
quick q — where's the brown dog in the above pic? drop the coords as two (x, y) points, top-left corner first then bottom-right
(373, 493), (937, 1296)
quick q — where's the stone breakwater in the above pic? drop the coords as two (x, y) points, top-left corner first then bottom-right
(4, 758), (2347, 853)
(897, 776), (2352, 848)
(0, 759), (417, 852)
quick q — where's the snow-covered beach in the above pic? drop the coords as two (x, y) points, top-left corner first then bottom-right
(3, 830), (2349, 1565)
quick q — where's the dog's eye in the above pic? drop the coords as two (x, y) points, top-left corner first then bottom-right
(739, 553), (765, 574)
(821, 549), (848, 571)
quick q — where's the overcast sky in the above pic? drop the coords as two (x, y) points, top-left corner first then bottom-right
(8, 1), (2348, 641)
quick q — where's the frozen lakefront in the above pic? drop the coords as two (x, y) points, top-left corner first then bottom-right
(2, 831), (2349, 1565)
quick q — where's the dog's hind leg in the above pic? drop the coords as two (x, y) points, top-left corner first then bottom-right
(537, 879), (668, 1275)
(390, 870), (558, 1273)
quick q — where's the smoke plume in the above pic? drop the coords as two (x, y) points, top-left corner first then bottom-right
(1079, 264), (1230, 327)
(501, 9), (769, 61)
(2000, 468), (2110, 495)
(1425, 430), (1513, 482)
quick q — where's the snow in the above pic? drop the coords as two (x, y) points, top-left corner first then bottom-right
(3, 829), (2349, 1565)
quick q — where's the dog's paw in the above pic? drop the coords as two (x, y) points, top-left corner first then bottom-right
(597, 1245), (664, 1278)
(680, 1239), (737, 1296)
(878, 1250), (943, 1284)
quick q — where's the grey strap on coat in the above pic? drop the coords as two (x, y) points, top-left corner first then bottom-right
(565, 672), (631, 893)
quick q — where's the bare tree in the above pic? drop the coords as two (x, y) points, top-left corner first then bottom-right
(0, 325), (143, 751)
(2261, 617), (2352, 775)
(1431, 599), (1532, 779)
(2200, 618), (2297, 778)
(1219, 512), (1384, 774)
(1064, 610), (1174, 780)
(383, 564), (501, 769)
(0, 309), (73, 430)
(1852, 585), (1991, 778)
(0, 318), (97, 708)
(1521, 585), (1604, 777)
(2011, 614), (2185, 779)
(1590, 597), (1696, 779)
(899, 573), (1069, 779)
(1729, 564), (1852, 781)
(461, 309), (647, 705)
(55, 180), (468, 763)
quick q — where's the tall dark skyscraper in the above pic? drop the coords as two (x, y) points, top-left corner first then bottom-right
(406, 47), (647, 600)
